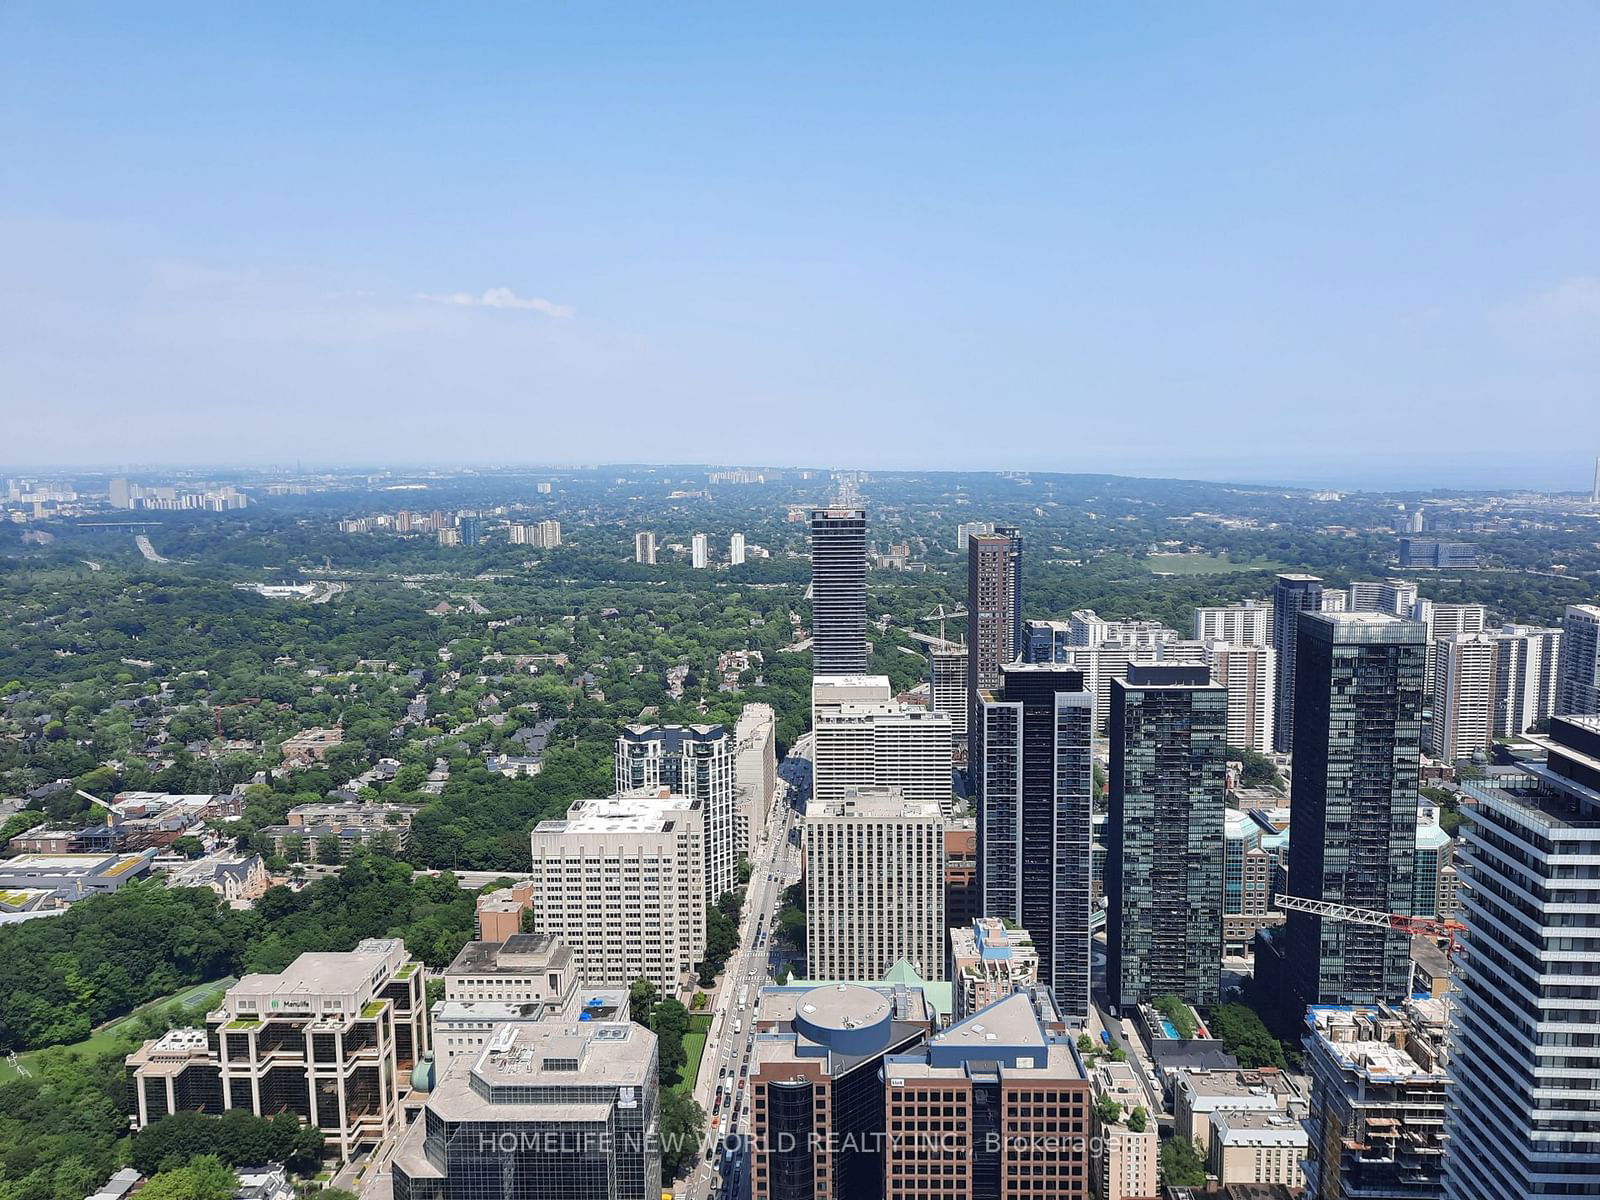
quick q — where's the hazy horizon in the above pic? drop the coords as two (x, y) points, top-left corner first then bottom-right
(4, 4), (1597, 480)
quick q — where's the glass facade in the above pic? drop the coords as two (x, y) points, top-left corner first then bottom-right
(1107, 668), (1229, 1009)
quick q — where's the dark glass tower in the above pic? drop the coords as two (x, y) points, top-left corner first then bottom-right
(1284, 611), (1425, 1009)
(1272, 572), (1324, 752)
(1107, 665), (1229, 1010)
(976, 664), (1093, 1015)
(809, 507), (868, 675)
(967, 527), (1023, 748)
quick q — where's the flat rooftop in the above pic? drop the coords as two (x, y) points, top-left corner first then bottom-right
(446, 934), (568, 975)
(536, 789), (698, 835)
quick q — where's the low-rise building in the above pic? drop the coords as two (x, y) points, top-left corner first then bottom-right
(0, 849), (155, 900)
(162, 853), (270, 903)
(1092, 1060), (1158, 1200)
(1171, 1067), (1299, 1153)
(1208, 1110), (1308, 1190)
(279, 727), (343, 763)
(474, 880), (532, 941)
(949, 916), (1039, 1018)
(234, 1165), (295, 1200)
(126, 938), (428, 1161)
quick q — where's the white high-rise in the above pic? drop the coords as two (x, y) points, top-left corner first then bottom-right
(1447, 716), (1600, 1197)
(955, 520), (995, 548)
(1193, 600), (1272, 647)
(805, 787), (944, 981)
(691, 532), (709, 569)
(1203, 641), (1276, 755)
(634, 531), (656, 564)
(1347, 578), (1419, 616)
(1430, 632), (1497, 761)
(1491, 623), (1563, 736)
(1413, 599), (1488, 688)
(526, 790), (706, 995)
(812, 701), (953, 813)
(1556, 604), (1600, 716)
(729, 532), (746, 565)
(615, 724), (738, 901)
(734, 703), (776, 854)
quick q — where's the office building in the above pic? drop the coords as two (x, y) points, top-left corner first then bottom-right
(1411, 813), (1455, 919)
(806, 788), (944, 981)
(634, 531), (656, 564)
(1490, 623), (1562, 736)
(1346, 578), (1419, 617)
(1556, 603), (1600, 716)
(1429, 632), (1497, 761)
(616, 723), (737, 901)
(975, 664), (1095, 1015)
(1399, 538), (1479, 570)
(729, 531), (746, 565)
(526, 790), (706, 995)
(108, 477), (131, 509)
(433, 935), (627, 1064)
(927, 645), (968, 746)
(1205, 641), (1277, 755)
(1271, 573), (1324, 753)
(948, 916), (1039, 1018)
(390, 1016), (659, 1200)
(735, 702), (777, 853)
(691, 532), (709, 568)
(748, 982), (1091, 1200)
(1107, 666), (1229, 1010)
(1195, 600), (1272, 647)
(966, 527), (1024, 734)
(809, 506), (869, 674)
(812, 700), (952, 812)
(1283, 612), (1425, 1009)
(126, 939), (428, 1161)
(1303, 1000), (1448, 1200)
(1092, 1060), (1159, 1200)
(1446, 715), (1600, 1198)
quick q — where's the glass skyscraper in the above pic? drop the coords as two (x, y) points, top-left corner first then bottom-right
(976, 663), (1094, 1015)
(1106, 665), (1230, 1010)
(1283, 611), (1425, 1010)
(1271, 572), (1324, 753)
(809, 506), (868, 675)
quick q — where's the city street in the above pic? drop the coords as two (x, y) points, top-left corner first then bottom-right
(679, 740), (809, 1200)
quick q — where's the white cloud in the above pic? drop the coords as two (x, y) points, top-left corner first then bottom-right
(1490, 276), (1600, 354)
(417, 286), (574, 317)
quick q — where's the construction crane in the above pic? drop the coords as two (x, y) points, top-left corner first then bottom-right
(1274, 893), (1464, 953)
(917, 604), (967, 644)
(75, 789), (119, 827)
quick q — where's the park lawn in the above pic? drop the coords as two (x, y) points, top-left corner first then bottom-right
(1143, 553), (1285, 575)
(0, 976), (235, 1084)
(668, 1013), (716, 1097)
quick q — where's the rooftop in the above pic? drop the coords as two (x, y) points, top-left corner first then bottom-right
(536, 788), (700, 835)
(445, 934), (569, 976)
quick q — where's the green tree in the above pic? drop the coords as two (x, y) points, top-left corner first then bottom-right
(1095, 1096), (1122, 1126)
(1154, 993), (1198, 1040)
(1159, 1137), (1206, 1187)
(1127, 1106), (1148, 1134)
(138, 1156), (237, 1200)
(1209, 1002), (1289, 1070)
(652, 998), (691, 1084)
(629, 978), (660, 1026)
(658, 1090), (705, 1179)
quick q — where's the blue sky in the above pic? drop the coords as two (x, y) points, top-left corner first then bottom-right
(2, 3), (1597, 487)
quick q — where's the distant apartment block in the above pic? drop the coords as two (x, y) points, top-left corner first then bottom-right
(806, 788), (945, 982)
(1556, 603), (1600, 716)
(1490, 623), (1562, 736)
(691, 531), (709, 568)
(1194, 599), (1272, 646)
(126, 938), (427, 1161)
(1399, 538), (1479, 570)
(729, 531), (746, 565)
(526, 789), (706, 995)
(1205, 641), (1276, 755)
(633, 530), (656, 564)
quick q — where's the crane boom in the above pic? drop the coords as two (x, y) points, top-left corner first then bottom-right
(1274, 893), (1464, 940)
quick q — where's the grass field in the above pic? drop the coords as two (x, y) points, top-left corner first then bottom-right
(0, 976), (235, 1084)
(1143, 553), (1284, 575)
(668, 1013), (715, 1097)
